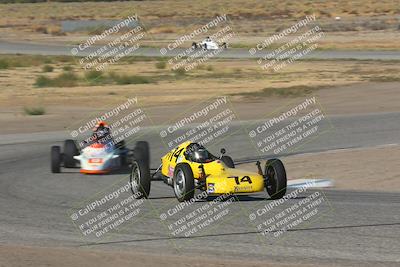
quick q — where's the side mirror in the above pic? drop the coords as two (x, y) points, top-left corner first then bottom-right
(220, 148), (226, 155)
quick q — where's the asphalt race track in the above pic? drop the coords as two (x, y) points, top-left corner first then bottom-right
(1, 40), (400, 60)
(1, 112), (400, 266)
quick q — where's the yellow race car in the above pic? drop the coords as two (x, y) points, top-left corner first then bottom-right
(130, 141), (287, 202)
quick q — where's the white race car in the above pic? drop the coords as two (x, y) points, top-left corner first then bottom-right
(192, 37), (227, 50)
(50, 139), (148, 174)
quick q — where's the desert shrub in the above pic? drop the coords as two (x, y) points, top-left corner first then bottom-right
(42, 65), (54, 72)
(24, 106), (46, 115)
(109, 73), (150, 85)
(34, 72), (78, 87)
(0, 59), (9, 69)
(173, 67), (186, 76)
(155, 61), (166, 69)
(62, 65), (73, 71)
(85, 70), (104, 84)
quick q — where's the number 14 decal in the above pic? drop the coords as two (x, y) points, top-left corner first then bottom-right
(228, 176), (252, 185)
(168, 147), (184, 162)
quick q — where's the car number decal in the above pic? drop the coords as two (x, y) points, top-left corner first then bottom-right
(168, 147), (184, 163)
(227, 175), (252, 185)
(89, 158), (103, 164)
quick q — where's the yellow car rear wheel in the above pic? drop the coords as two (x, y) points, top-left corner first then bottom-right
(265, 159), (287, 199)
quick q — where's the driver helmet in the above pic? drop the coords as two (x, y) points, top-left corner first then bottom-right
(193, 148), (210, 163)
(187, 143), (210, 162)
(93, 121), (110, 140)
(96, 128), (108, 139)
(94, 121), (108, 129)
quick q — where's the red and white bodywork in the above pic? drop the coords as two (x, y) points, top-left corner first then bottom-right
(74, 143), (122, 174)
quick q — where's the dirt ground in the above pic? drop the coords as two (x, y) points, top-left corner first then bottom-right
(1, 0), (400, 50)
(0, 245), (343, 267)
(1, 81), (399, 134)
(0, 55), (400, 135)
(260, 145), (399, 193)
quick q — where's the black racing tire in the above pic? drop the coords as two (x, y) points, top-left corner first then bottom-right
(134, 141), (149, 163)
(221, 155), (235, 168)
(173, 163), (195, 202)
(63, 139), (79, 168)
(130, 159), (151, 199)
(116, 140), (127, 165)
(51, 146), (61, 173)
(265, 159), (287, 199)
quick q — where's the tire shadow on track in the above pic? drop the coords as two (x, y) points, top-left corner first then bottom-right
(146, 195), (307, 201)
(53, 166), (132, 175)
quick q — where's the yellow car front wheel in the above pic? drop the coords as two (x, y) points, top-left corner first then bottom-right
(130, 160), (151, 199)
(173, 163), (195, 202)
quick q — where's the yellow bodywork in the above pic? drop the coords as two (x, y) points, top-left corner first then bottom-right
(161, 141), (265, 194)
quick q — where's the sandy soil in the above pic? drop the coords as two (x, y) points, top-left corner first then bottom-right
(241, 144), (400, 193)
(285, 144), (400, 192)
(1, 81), (399, 134)
(1, 1), (400, 50)
(1, 57), (399, 129)
(0, 245), (341, 267)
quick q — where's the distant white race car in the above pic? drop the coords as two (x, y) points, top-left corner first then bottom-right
(50, 139), (148, 174)
(192, 37), (227, 50)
